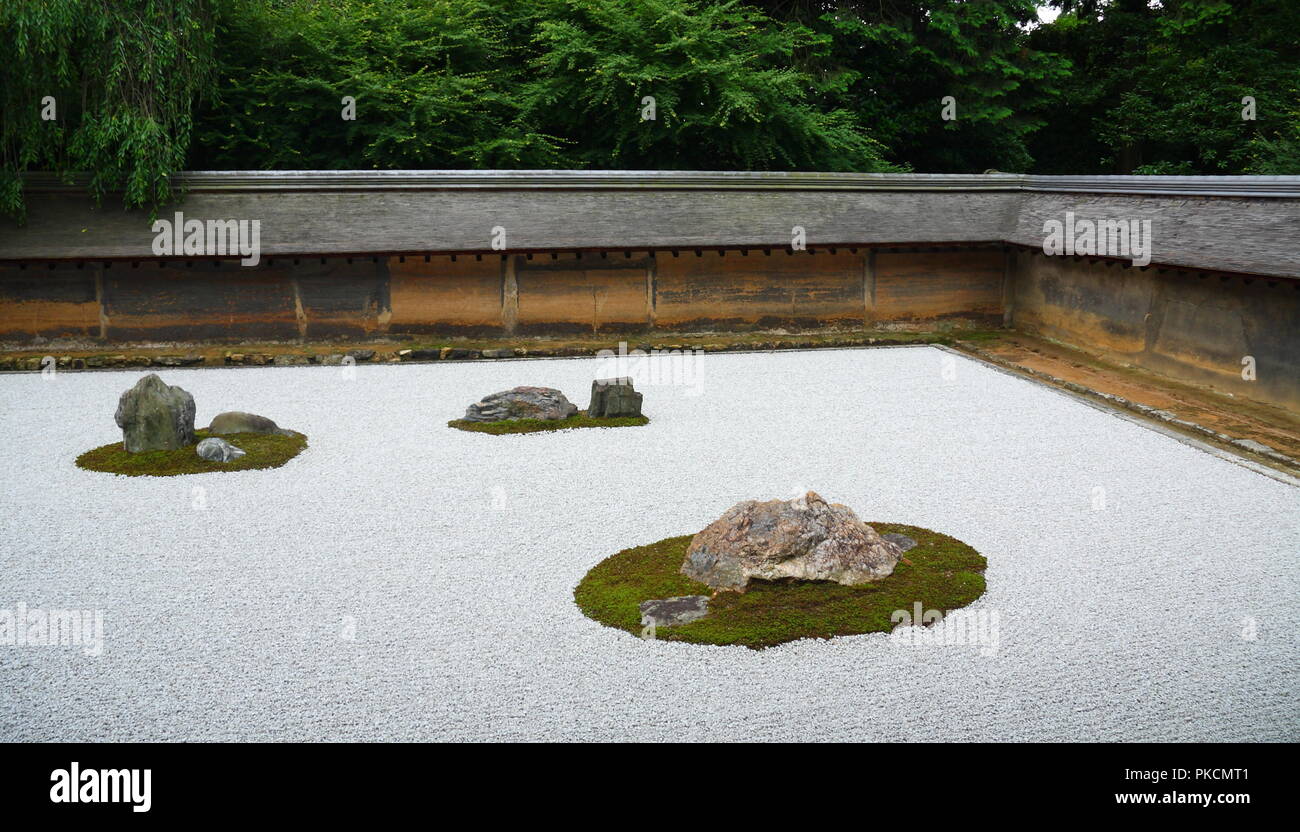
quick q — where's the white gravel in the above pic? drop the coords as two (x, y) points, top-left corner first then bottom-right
(1, 346), (1296, 742)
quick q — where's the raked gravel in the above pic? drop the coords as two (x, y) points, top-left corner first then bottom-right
(1, 346), (1296, 742)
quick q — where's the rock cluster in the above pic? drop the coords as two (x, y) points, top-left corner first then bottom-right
(587, 378), (643, 418)
(112, 375), (296, 464)
(462, 386), (578, 422)
(114, 374), (196, 452)
(682, 491), (902, 592)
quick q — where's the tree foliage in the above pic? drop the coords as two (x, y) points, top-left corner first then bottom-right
(0, 0), (217, 220)
(3, 0), (1298, 220)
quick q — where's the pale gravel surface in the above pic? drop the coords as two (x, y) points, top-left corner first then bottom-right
(1, 346), (1296, 742)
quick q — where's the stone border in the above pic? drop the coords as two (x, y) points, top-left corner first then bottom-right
(0, 334), (945, 373)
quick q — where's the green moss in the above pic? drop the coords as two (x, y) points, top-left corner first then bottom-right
(75, 429), (307, 477)
(448, 412), (649, 434)
(573, 523), (986, 650)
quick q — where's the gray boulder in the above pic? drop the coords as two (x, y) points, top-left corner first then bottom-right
(639, 595), (710, 627)
(463, 386), (577, 422)
(682, 491), (902, 592)
(587, 377), (643, 418)
(114, 374), (196, 452)
(196, 437), (246, 463)
(208, 411), (294, 436)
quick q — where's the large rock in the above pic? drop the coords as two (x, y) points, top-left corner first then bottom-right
(587, 377), (643, 418)
(462, 386), (577, 422)
(114, 374), (196, 452)
(196, 437), (246, 463)
(209, 411), (293, 436)
(682, 491), (902, 592)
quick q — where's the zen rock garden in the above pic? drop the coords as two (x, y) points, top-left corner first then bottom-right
(574, 491), (984, 649)
(76, 373), (307, 476)
(449, 377), (648, 434)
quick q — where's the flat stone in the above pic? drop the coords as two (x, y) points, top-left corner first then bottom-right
(463, 386), (577, 422)
(682, 491), (902, 592)
(587, 377), (643, 418)
(195, 437), (246, 463)
(639, 595), (710, 627)
(881, 533), (917, 553)
(482, 348), (514, 359)
(114, 374), (196, 453)
(1232, 438), (1275, 454)
(209, 411), (294, 436)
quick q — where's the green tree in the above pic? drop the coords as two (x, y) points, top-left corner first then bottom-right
(1028, 0), (1300, 174)
(513, 0), (895, 170)
(1, 0), (217, 221)
(191, 0), (564, 169)
(757, 0), (1069, 173)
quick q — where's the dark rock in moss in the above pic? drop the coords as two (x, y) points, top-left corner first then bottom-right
(640, 595), (710, 627)
(882, 533), (917, 553)
(196, 437), (246, 463)
(588, 377), (643, 418)
(209, 411), (294, 437)
(114, 374), (196, 452)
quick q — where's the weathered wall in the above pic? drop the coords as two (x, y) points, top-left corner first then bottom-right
(1008, 249), (1300, 412)
(0, 248), (1011, 342)
(656, 249), (865, 330)
(875, 251), (1004, 322)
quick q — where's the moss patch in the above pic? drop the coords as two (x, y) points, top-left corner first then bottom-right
(448, 412), (649, 434)
(76, 429), (307, 477)
(573, 524), (986, 650)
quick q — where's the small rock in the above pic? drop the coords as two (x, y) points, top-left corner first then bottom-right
(318, 354), (345, 366)
(115, 374), (196, 452)
(209, 411), (294, 436)
(441, 347), (479, 360)
(196, 437), (246, 463)
(639, 595), (710, 627)
(587, 377), (643, 418)
(403, 349), (441, 360)
(482, 348), (514, 359)
(347, 349), (375, 362)
(463, 386), (577, 422)
(881, 533), (917, 553)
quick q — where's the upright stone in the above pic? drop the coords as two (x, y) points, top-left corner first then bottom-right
(114, 374), (196, 452)
(587, 377), (643, 418)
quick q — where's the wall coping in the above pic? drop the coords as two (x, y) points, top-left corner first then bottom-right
(20, 170), (1300, 198)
